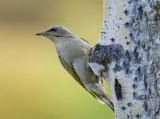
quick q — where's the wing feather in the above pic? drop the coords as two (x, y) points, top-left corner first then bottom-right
(59, 56), (86, 89)
(59, 56), (105, 105)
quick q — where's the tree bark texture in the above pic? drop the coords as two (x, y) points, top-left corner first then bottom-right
(88, 0), (160, 119)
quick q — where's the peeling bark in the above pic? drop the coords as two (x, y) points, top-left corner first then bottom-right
(89, 0), (160, 119)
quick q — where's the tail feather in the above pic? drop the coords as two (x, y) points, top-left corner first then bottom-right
(90, 91), (104, 104)
(101, 96), (114, 111)
(90, 91), (114, 111)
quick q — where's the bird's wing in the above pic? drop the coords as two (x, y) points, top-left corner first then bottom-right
(59, 55), (86, 89)
(59, 56), (105, 105)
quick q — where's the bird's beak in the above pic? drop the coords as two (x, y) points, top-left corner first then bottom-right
(36, 32), (46, 36)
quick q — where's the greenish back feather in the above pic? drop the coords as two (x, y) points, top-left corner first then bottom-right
(59, 56), (86, 89)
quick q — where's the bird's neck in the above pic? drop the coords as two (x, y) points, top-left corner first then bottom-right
(64, 33), (76, 39)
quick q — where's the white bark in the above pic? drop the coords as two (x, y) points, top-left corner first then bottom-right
(89, 0), (160, 119)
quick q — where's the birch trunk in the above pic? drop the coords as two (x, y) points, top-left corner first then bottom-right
(88, 0), (160, 119)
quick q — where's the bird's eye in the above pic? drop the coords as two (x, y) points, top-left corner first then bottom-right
(50, 28), (58, 32)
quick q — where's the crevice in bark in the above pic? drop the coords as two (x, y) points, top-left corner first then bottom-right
(115, 78), (122, 100)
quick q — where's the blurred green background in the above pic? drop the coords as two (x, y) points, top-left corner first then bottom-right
(0, 0), (114, 119)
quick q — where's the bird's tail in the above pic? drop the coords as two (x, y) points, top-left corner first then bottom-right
(100, 93), (114, 111)
(90, 91), (105, 104)
(90, 91), (114, 111)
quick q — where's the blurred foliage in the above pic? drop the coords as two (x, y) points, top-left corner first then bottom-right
(0, 0), (114, 119)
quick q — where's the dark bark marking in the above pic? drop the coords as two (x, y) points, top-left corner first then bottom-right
(101, 32), (106, 34)
(132, 84), (138, 89)
(134, 77), (138, 82)
(137, 6), (143, 19)
(133, 92), (145, 100)
(136, 114), (141, 119)
(115, 78), (123, 100)
(143, 100), (148, 111)
(126, 68), (132, 74)
(124, 22), (131, 28)
(122, 106), (126, 110)
(124, 9), (129, 16)
(126, 41), (130, 45)
(89, 44), (124, 68)
(110, 38), (115, 42)
(113, 64), (122, 72)
(127, 102), (133, 107)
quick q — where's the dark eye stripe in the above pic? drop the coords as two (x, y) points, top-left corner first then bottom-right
(50, 28), (58, 32)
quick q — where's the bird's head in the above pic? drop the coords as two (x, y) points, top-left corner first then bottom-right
(36, 25), (76, 42)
